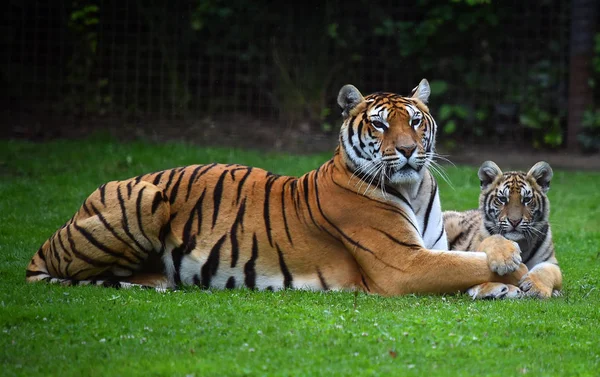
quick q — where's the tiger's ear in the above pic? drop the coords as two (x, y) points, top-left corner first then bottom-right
(337, 84), (365, 118)
(411, 78), (431, 103)
(478, 161), (502, 190)
(527, 161), (553, 193)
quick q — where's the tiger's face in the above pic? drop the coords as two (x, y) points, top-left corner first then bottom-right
(337, 79), (437, 186)
(478, 161), (553, 242)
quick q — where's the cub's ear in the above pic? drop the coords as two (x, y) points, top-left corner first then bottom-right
(527, 161), (553, 193)
(337, 84), (365, 118)
(411, 78), (431, 103)
(478, 161), (502, 190)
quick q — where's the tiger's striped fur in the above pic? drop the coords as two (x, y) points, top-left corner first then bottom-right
(26, 80), (527, 297)
(443, 161), (562, 299)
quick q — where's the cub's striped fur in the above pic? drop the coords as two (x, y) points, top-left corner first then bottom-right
(444, 161), (562, 299)
(27, 80), (527, 297)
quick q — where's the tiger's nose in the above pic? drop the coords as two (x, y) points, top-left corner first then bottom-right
(508, 218), (521, 228)
(396, 144), (417, 158)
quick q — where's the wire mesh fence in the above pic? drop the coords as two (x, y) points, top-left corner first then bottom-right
(2, 0), (572, 149)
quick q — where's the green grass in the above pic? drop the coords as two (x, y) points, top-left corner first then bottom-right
(1, 136), (599, 377)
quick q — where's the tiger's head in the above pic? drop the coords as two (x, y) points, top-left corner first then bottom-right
(478, 160), (553, 242)
(336, 79), (437, 187)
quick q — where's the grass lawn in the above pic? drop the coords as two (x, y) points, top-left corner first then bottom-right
(1, 136), (599, 377)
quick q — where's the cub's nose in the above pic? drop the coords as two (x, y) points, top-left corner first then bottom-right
(396, 144), (416, 158)
(508, 218), (521, 228)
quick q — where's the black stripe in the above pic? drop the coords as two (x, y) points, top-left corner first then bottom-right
(200, 235), (226, 288)
(163, 169), (178, 192)
(26, 269), (47, 277)
(117, 186), (151, 255)
(66, 226), (113, 268)
(37, 247), (46, 262)
(226, 276), (236, 289)
(236, 168), (253, 205)
(263, 175), (276, 247)
(73, 222), (138, 265)
(89, 203), (144, 260)
(126, 181), (133, 199)
(361, 274), (371, 292)
(135, 186), (155, 249)
(172, 237), (197, 286)
(168, 168), (186, 204)
(185, 164), (215, 201)
(317, 268), (329, 290)
(276, 243), (293, 289)
(281, 178), (294, 246)
(151, 192), (164, 214)
(56, 231), (72, 258)
(432, 227), (445, 248)
(230, 198), (246, 268)
(524, 223), (550, 264)
(171, 245), (184, 286)
(448, 231), (465, 250)
(312, 170), (376, 255)
(302, 173), (321, 229)
(421, 176), (437, 236)
(184, 165), (204, 201)
(182, 195), (200, 244)
(211, 170), (229, 229)
(82, 201), (92, 216)
(384, 185), (413, 212)
(244, 234), (258, 289)
(134, 175), (143, 184)
(99, 184), (107, 205)
(152, 171), (165, 185)
(375, 229), (421, 249)
(290, 179), (301, 220)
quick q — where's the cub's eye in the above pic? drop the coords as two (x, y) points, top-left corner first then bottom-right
(371, 120), (387, 131)
(523, 195), (533, 205)
(496, 196), (508, 205)
(411, 118), (421, 127)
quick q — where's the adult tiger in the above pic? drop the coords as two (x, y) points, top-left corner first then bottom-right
(443, 161), (562, 299)
(26, 80), (527, 297)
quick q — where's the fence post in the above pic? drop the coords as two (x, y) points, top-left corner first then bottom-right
(568, 0), (598, 151)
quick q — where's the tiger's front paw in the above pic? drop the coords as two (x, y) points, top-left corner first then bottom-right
(478, 235), (522, 276)
(519, 273), (553, 299)
(467, 282), (523, 300)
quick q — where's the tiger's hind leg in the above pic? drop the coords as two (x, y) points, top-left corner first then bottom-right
(26, 179), (172, 288)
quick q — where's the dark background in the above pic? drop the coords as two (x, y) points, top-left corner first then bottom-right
(2, 0), (599, 164)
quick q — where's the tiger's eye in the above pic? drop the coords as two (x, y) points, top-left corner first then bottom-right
(371, 120), (387, 131)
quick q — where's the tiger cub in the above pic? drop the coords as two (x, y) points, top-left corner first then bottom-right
(443, 161), (562, 299)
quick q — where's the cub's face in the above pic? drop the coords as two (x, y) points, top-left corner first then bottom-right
(478, 161), (553, 241)
(337, 79), (437, 186)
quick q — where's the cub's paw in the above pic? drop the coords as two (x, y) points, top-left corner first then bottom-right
(478, 235), (522, 276)
(467, 282), (523, 300)
(519, 273), (553, 299)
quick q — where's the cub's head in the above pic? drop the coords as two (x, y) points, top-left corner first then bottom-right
(478, 160), (553, 241)
(337, 79), (437, 186)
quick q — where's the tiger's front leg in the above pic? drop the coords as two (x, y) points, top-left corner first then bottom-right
(463, 235), (526, 299)
(477, 235), (522, 276)
(519, 262), (562, 299)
